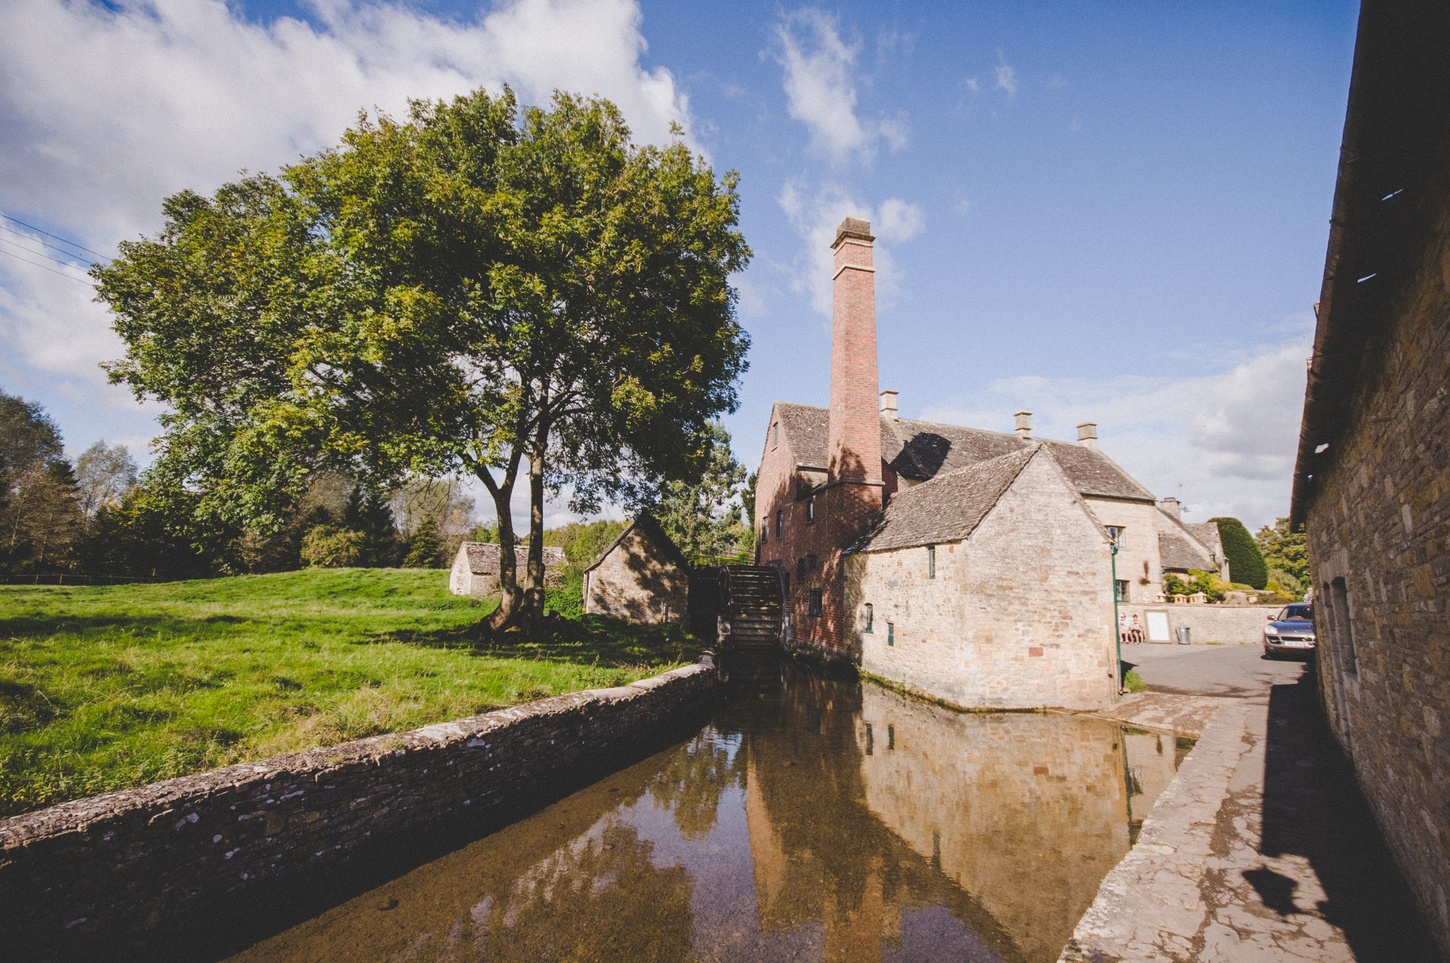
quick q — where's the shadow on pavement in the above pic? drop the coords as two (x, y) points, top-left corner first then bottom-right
(1260, 667), (1441, 962)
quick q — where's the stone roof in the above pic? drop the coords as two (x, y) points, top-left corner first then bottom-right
(583, 515), (690, 574)
(457, 542), (567, 575)
(1156, 512), (1218, 572)
(774, 403), (1156, 502)
(1185, 521), (1222, 554)
(851, 447), (1038, 553)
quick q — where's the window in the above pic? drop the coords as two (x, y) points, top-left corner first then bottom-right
(772, 422), (779, 448)
(1330, 577), (1358, 676)
(761, 523), (767, 545)
(927, 544), (936, 579)
(887, 724), (895, 750)
(775, 509), (783, 538)
(1115, 579), (1130, 602)
(806, 496), (815, 523)
(1106, 525), (1123, 546)
(887, 621), (895, 646)
(864, 603), (874, 633)
(808, 589), (823, 617)
(796, 557), (807, 581)
(864, 723), (874, 755)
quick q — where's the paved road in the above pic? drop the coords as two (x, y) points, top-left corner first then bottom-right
(1063, 643), (1442, 962)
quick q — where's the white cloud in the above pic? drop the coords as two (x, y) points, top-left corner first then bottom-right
(772, 7), (905, 165)
(963, 76), (981, 95)
(917, 335), (1313, 530)
(0, 0), (692, 445)
(777, 179), (920, 319)
(994, 60), (1019, 97)
(875, 198), (925, 244)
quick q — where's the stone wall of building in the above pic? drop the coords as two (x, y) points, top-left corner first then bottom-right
(0, 663), (720, 958)
(582, 525), (689, 624)
(852, 453), (1118, 709)
(1083, 497), (1164, 604)
(1302, 162), (1450, 951)
(1117, 602), (1284, 645)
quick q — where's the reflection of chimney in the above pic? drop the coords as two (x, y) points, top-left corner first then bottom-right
(1014, 410), (1032, 440)
(828, 217), (882, 486)
(1077, 422), (1099, 449)
(879, 389), (898, 419)
(1160, 497), (1181, 520)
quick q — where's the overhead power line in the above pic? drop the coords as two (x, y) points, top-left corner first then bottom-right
(0, 245), (95, 284)
(0, 212), (111, 263)
(0, 224), (95, 268)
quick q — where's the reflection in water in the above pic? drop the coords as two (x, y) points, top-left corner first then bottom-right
(227, 671), (1184, 963)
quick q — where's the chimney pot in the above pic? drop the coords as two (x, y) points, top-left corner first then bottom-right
(879, 389), (898, 419)
(1014, 411), (1032, 440)
(1161, 496), (1182, 520)
(1076, 422), (1099, 449)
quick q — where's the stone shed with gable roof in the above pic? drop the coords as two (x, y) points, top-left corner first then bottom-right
(449, 542), (567, 599)
(845, 445), (1118, 710)
(582, 516), (691, 625)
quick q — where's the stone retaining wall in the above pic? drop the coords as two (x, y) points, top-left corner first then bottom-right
(1118, 603), (1281, 645)
(2, 661), (719, 959)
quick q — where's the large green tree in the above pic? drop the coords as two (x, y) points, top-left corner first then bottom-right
(1210, 516), (1268, 590)
(0, 391), (85, 573)
(96, 88), (750, 629)
(652, 421), (748, 562)
(1255, 516), (1309, 591)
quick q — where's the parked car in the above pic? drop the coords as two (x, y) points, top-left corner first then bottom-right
(1263, 602), (1315, 658)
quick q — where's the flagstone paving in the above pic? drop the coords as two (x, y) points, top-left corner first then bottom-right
(1063, 644), (1441, 963)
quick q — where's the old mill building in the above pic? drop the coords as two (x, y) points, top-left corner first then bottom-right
(754, 217), (1218, 710)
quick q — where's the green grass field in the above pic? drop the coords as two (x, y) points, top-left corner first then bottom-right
(0, 569), (701, 819)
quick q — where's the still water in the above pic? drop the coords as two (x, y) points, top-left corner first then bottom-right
(227, 671), (1187, 963)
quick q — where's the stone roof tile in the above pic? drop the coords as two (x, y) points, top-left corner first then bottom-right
(774, 404), (1155, 502)
(851, 447), (1038, 553)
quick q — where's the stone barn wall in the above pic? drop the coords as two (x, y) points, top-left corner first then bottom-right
(0, 663), (719, 960)
(852, 453), (1117, 710)
(582, 524), (689, 624)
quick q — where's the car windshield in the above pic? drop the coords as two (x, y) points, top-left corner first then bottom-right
(1278, 603), (1313, 621)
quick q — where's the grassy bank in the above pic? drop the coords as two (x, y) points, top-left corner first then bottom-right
(0, 569), (700, 819)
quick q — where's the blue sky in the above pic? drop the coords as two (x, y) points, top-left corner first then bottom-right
(0, 0), (1358, 530)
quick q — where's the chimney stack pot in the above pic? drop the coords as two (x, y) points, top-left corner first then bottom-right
(1076, 422), (1099, 449)
(879, 390), (898, 418)
(1014, 411), (1033, 440)
(1161, 497), (1182, 520)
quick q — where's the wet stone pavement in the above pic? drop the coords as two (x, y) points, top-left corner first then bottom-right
(1064, 643), (1442, 963)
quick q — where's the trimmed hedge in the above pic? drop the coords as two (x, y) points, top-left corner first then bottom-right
(1210, 517), (1267, 589)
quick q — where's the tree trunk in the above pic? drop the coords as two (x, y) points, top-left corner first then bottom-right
(484, 479), (523, 632)
(523, 445), (547, 626)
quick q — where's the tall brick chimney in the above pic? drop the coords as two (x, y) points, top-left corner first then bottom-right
(828, 217), (882, 487)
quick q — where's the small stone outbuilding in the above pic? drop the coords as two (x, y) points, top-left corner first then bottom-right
(449, 542), (567, 599)
(582, 516), (690, 625)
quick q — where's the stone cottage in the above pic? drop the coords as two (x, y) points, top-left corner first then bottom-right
(756, 217), (1191, 709)
(1289, 0), (1450, 953)
(449, 542), (567, 599)
(582, 516), (691, 625)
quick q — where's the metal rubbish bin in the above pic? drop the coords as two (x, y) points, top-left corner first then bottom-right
(1175, 624), (1191, 645)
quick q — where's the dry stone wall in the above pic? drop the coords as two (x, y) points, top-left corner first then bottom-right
(1, 663), (719, 959)
(1117, 603), (1283, 645)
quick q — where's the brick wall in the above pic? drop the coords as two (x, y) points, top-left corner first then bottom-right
(851, 452), (1118, 709)
(0, 663), (720, 959)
